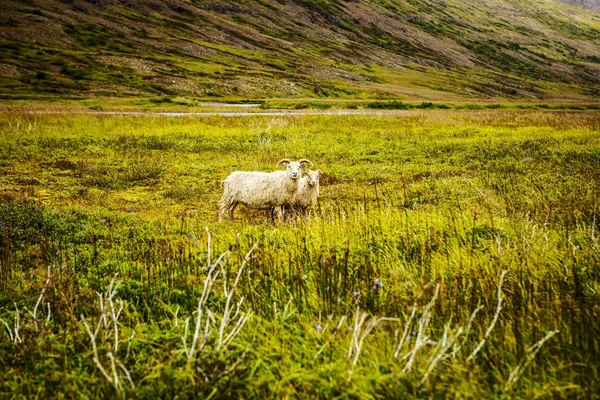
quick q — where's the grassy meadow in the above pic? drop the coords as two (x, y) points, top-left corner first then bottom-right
(0, 109), (599, 398)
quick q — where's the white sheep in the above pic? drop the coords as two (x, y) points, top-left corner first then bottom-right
(288, 169), (323, 215)
(218, 158), (314, 221)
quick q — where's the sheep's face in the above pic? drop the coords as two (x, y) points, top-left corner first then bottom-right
(305, 170), (323, 187)
(282, 161), (303, 180)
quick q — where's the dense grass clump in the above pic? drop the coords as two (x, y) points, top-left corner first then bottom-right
(0, 110), (599, 398)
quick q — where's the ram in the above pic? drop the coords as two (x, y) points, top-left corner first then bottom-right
(218, 158), (314, 221)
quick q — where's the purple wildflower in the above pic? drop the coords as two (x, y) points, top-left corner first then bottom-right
(316, 324), (322, 332)
(353, 291), (360, 298)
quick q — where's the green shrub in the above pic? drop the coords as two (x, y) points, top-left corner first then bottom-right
(366, 100), (409, 109)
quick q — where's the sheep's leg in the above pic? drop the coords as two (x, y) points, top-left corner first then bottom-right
(279, 205), (288, 223)
(218, 203), (228, 222)
(284, 204), (296, 223)
(268, 206), (282, 222)
(288, 205), (297, 223)
(218, 201), (236, 222)
(269, 207), (276, 222)
(228, 202), (238, 220)
(273, 205), (284, 222)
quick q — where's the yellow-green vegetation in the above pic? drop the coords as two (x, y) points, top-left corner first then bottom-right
(1, 110), (599, 398)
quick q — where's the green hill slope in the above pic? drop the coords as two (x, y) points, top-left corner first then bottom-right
(1, 0), (599, 101)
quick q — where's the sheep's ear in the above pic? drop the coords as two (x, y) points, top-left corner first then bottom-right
(281, 161), (290, 167)
(317, 170), (323, 176)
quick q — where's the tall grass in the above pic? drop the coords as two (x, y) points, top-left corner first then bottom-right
(0, 110), (599, 398)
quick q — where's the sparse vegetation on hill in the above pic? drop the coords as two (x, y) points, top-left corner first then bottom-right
(0, 0), (599, 102)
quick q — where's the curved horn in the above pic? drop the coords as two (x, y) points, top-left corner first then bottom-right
(276, 158), (292, 167)
(298, 158), (314, 168)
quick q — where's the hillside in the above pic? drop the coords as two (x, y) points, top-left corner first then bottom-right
(1, 0), (600, 101)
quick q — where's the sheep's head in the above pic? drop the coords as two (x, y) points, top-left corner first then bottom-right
(305, 169), (323, 187)
(277, 158), (314, 180)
